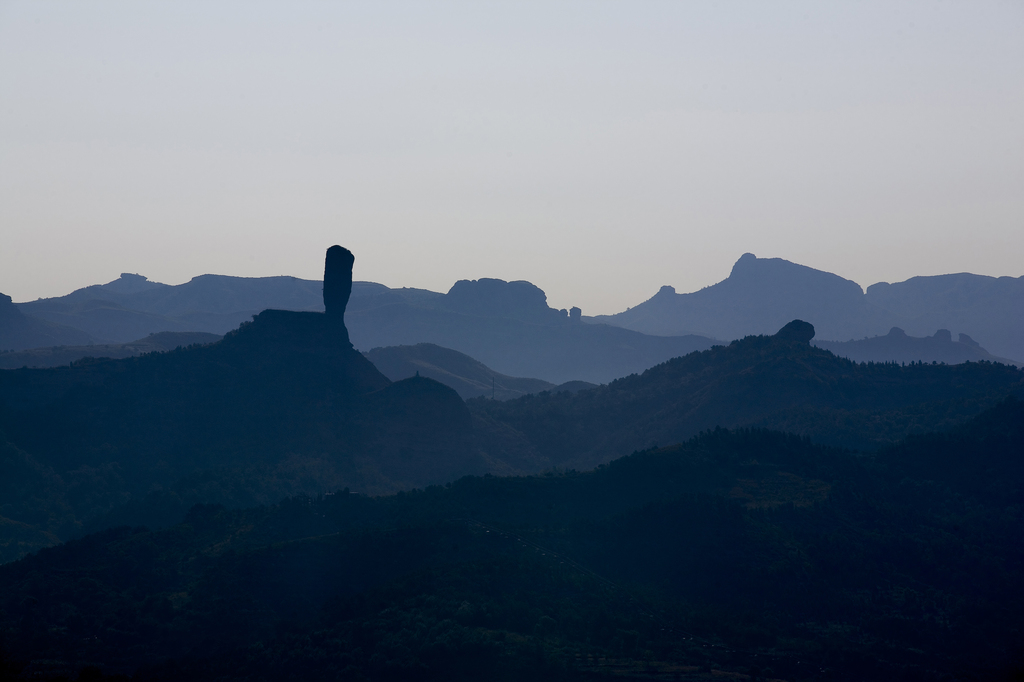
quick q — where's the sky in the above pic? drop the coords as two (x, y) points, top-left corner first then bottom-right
(1, 1), (1022, 316)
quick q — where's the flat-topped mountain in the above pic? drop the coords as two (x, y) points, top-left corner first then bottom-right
(593, 253), (1024, 362)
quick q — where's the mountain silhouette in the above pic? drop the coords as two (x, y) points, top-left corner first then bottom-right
(2, 399), (1022, 680)
(365, 343), (596, 400)
(815, 326), (1021, 366)
(15, 274), (713, 384)
(865, 272), (1024, 361)
(593, 253), (1024, 362)
(0, 247), (487, 560)
(346, 279), (714, 384)
(473, 320), (1024, 469)
(16, 273), (325, 342)
(0, 292), (95, 351)
(0, 331), (222, 369)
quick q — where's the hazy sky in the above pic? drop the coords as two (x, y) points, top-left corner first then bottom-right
(2, 1), (1022, 315)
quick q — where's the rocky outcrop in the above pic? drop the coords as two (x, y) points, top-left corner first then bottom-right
(443, 278), (565, 324)
(776, 319), (815, 344)
(323, 245), (355, 317)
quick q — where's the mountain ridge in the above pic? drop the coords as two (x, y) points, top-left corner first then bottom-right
(591, 253), (1024, 361)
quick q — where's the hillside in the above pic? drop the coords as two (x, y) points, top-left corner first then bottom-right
(16, 273), (325, 342)
(472, 320), (1024, 468)
(0, 248), (489, 563)
(593, 253), (1024, 361)
(0, 293), (94, 351)
(15, 274), (715, 385)
(865, 271), (1024, 361)
(815, 326), (1020, 367)
(1, 399), (1021, 680)
(591, 253), (892, 341)
(0, 331), (222, 369)
(365, 343), (577, 400)
(347, 293), (713, 384)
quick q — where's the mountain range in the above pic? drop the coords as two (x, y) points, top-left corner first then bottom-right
(2, 246), (1024, 680)
(592, 252), (1024, 362)
(2, 398), (1022, 680)
(363, 343), (596, 400)
(0, 331), (222, 370)
(4, 253), (1021, 380)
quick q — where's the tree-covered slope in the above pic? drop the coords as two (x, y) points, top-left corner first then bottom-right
(0, 310), (485, 561)
(472, 322), (1024, 468)
(1, 399), (1022, 681)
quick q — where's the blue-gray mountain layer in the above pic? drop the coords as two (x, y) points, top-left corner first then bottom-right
(592, 253), (1024, 362)
(15, 275), (713, 385)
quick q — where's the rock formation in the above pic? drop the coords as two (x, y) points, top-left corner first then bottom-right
(323, 245), (355, 317)
(775, 319), (815, 344)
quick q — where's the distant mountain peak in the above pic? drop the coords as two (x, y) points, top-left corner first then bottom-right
(96, 272), (167, 296)
(444, 278), (564, 324)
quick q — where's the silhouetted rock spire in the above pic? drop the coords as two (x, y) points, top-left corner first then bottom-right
(324, 245), (354, 316)
(775, 319), (815, 343)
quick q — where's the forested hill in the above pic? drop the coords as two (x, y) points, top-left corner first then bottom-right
(472, 321), (1024, 468)
(1, 398), (1021, 681)
(0, 309), (486, 561)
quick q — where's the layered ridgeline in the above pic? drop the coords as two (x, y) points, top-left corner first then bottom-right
(1, 306), (1020, 563)
(815, 327), (1020, 367)
(13, 273), (712, 385)
(0, 247), (484, 562)
(12, 252), (1021, 375)
(472, 320), (1024, 469)
(0, 293), (94, 351)
(1, 399), (1022, 681)
(347, 279), (713, 384)
(592, 252), (1024, 363)
(14, 272), (325, 345)
(0, 331), (222, 369)
(364, 343), (596, 400)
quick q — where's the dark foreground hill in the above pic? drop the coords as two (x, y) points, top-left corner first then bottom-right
(0, 308), (485, 563)
(2, 317), (1020, 564)
(1, 399), (1021, 681)
(0, 331), (222, 369)
(472, 321), (1024, 469)
(364, 343), (597, 400)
